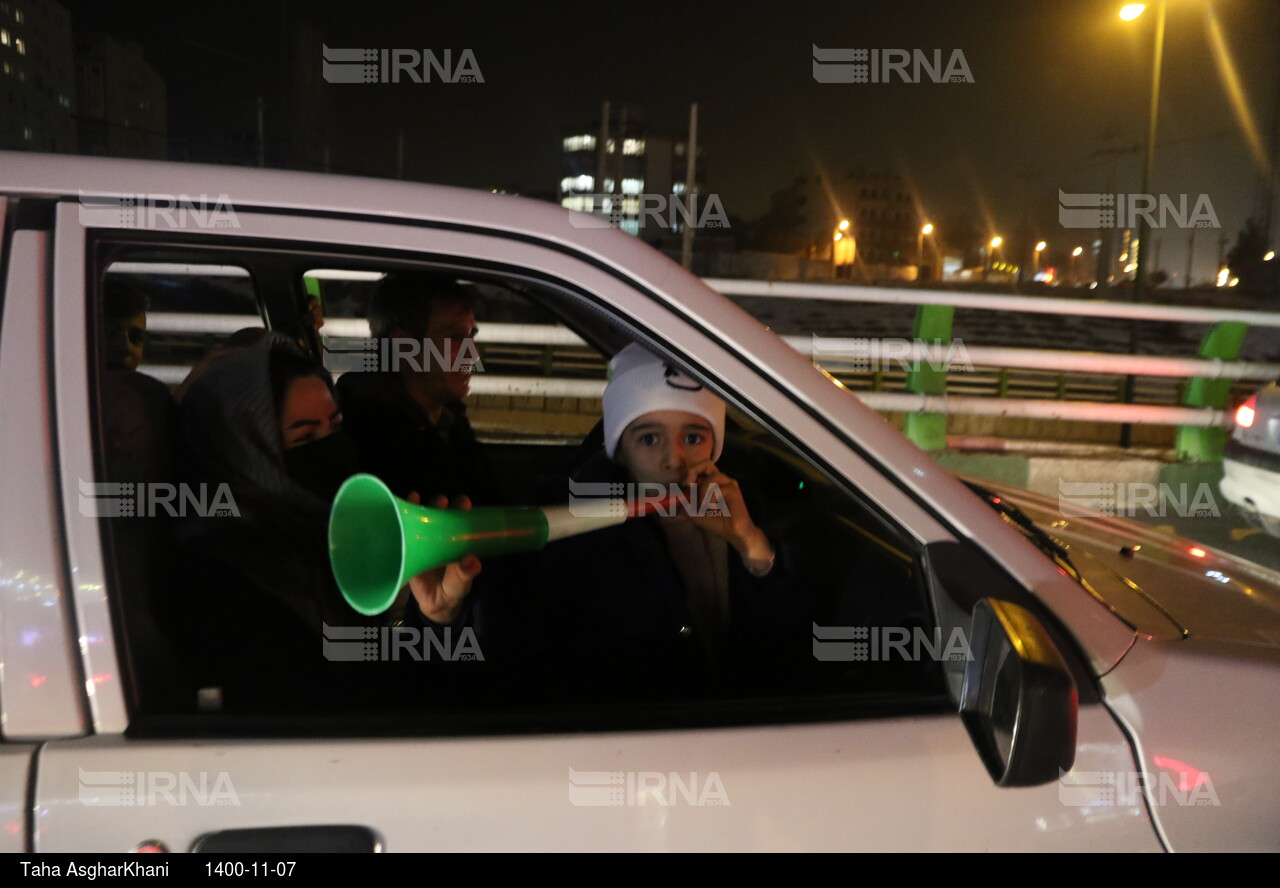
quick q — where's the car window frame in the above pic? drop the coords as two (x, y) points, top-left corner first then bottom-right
(56, 201), (1058, 739)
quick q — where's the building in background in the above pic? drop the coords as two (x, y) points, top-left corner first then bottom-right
(754, 170), (922, 282)
(0, 0), (76, 152)
(559, 103), (704, 240)
(74, 32), (165, 158)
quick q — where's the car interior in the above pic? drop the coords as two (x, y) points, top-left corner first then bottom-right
(89, 235), (950, 733)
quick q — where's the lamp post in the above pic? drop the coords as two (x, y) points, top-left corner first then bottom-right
(1034, 241), (1047, 277)
(1119, 0), (1167, 448)
(832, 219), (852, 278)
(1071, 246), (1084, 286)
(987, 235), (1002, 279)
(918, 223), (934, 282)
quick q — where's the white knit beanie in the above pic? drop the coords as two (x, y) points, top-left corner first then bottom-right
(603, 344), (725, 461)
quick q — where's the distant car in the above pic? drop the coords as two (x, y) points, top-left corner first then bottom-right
(1221, 378), (1280, 536)
(0, 151), (1278, 853)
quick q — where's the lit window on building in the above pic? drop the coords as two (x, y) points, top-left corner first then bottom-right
(14, 36), (23, 54)
(0, 28), (8, 45)
(561, 196), (597, 212)
(560, 174), (594, 194)
(621, 197), (640, 215)
(13, 8), (21, 23)
(58, 94), (68, 107)
(622, 138), (645, 156)
(673, 182), (686, 196)
(605, 138), (615, 154)
(621, 178), (643, 195)
(603, 178), (615, 193)
(22, 125), (31, 139)
(562, 134), (596, 152)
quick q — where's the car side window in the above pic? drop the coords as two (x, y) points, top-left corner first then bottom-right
(89, 242), (949, 727)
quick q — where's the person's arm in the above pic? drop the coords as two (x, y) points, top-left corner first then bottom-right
(680, 460), (776, 575)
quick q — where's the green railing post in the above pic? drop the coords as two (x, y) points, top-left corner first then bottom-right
(903, 304), (954, 450)
(1175, 321), (1248, 462)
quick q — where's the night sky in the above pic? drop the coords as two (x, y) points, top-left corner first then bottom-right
(60, 0), (1280, 283)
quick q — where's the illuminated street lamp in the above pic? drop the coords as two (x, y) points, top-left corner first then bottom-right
(1121, 0), (1166, 298)
(1070, 245), (1084, 285)
(985, 236), (1002, 279)
(833, 219), (854, 276)
(1265, 251), (1276, 261)
(918, 223), (934, 281)
(1034, 240), (1047, 276)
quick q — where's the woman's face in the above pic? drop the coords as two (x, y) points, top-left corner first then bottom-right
(615, 410), (715, 484)
(278, 376), (343, 449)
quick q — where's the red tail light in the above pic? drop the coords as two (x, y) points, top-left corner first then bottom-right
(1235, 396), (1257, 428)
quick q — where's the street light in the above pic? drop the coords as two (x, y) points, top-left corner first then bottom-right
(986, 236), (1002, 279)
(1071, 245), (1084, 285)
(1119, 0), (1166, 448)
(1034, 240), (1047, 277)
(833, 219), (853, 277)
(918, 223), (934, 281)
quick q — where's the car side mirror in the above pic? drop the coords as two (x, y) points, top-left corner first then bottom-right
(959, 598), (1078, 787)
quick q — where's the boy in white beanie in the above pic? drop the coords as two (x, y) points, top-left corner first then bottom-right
(603, 344), (776, 578)
(407, 343), (802, 698)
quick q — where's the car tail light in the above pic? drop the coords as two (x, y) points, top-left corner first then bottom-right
(1235, 396), (1257, 428)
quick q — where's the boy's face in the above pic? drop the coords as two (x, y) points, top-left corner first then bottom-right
(615, 410), (715, 484)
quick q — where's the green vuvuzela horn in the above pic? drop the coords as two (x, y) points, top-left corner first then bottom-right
(328, 474), (630, 616)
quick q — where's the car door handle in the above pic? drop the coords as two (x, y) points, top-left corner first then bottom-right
(191, 825), (382, 853)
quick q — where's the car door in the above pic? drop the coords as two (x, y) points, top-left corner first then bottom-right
(28, 191), (1162, 852)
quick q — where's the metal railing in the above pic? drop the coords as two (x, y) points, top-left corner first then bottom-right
(138, 281), (1280, 457)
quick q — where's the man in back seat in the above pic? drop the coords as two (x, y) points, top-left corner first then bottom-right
(336, 273), (500, 503)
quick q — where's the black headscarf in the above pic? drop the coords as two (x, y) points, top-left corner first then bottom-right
(170, 335), (378, 710)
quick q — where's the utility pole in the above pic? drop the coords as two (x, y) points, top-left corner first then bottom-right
(595, 100), (610, 218)
(256, 96), (265, 167)
(1185, 227), (1195, 289)
(681, 102), (698, 271)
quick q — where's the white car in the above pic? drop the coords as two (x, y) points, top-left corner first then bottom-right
(1221, 378), (1280, 536)
(1, 151), (1277, 853)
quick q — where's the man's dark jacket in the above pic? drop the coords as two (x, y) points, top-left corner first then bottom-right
(336, 370), (499, 503)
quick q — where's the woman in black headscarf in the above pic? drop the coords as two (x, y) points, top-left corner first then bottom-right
(168, 333), (473, 712)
